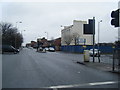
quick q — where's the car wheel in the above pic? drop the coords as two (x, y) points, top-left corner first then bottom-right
(14, 52), (17, 54)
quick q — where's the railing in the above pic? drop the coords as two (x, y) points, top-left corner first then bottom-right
(112, 48), (120, 72)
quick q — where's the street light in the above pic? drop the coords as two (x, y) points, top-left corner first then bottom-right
(98, 20), (102, 45)
(15, 21), (22, 48)
(21, 30), (25, 35)
(16, 21), (22, 28)
(98, 20), (102, 63)
(21, 30), (26, 42)
(45, 32), (48, 40)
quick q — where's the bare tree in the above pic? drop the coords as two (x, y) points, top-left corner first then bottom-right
(0, 22), (23, 48)
(72, 33), (80, 45)
(63, 34), (73, 45)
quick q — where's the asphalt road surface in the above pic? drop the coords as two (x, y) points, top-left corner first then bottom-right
(2, 48), (120, 88)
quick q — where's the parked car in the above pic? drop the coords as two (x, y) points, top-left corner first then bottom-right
(37, 47), (46, 53)
(2, 45), (19, 54)
(89, 49), (101, 57)
(45, 47), (49, 51)
(38, 47), (43, 51)
(48, 47), (55, 52)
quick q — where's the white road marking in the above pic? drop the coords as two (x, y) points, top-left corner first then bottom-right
(89, 81), (117, 86)
(47, 81), (118, 88)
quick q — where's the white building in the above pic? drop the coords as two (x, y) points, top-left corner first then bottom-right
(118, 1), (120, 41)
(61, 20), (93, 45)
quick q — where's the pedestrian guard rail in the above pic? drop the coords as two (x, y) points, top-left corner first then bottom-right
(112, 48), (120, 72)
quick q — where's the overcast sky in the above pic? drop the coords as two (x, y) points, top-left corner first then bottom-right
(0, 0), (119, 45)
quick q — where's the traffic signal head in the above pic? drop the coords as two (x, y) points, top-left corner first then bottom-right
(111, 9), (119, 27)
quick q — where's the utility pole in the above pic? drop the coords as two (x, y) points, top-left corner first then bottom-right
(45, 32), (48, 40)
(98, 20), (102, 63)
(15, 21), (22, 48)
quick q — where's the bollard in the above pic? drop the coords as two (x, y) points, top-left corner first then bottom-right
(84, 50), (90, 62)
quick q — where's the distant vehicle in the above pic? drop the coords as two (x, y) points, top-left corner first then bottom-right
(89, 49), (100, 57)
(45, 47), (49, 51)
(2, 45), (19, 54)
(48, 47), (55, 52)
(38, 47), (43, 51)
(42, 48), (46, 53)
(37, 47), (46, 53)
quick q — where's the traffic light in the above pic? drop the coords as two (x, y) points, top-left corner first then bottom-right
(111, 9), (119, 27)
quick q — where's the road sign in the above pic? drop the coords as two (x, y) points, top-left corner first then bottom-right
(83, 19), (95, 34)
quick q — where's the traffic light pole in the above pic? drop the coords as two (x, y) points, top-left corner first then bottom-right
(98, 20), (102, 63)
(93, 17), (95, 62)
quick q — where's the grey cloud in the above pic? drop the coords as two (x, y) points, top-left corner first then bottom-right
(1, 2), (118, 44)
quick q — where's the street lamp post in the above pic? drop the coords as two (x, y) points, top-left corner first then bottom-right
(98, 20), (102, 63)
(45, 32), (48, 40)
(16, 21), (22, 28)
(21, 30), (25, 43)
(15, 21), (22, 48)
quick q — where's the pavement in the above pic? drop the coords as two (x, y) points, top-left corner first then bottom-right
(76, 58), (120, 74)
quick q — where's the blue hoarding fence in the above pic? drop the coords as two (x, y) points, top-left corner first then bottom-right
(61, 45), (115, 53)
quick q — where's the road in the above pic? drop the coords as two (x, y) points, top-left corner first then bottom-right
(2, 48), (119, 88)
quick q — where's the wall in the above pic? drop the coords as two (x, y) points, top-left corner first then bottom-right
(61, 25), (73, 45)
(54, 38), (61, 51)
